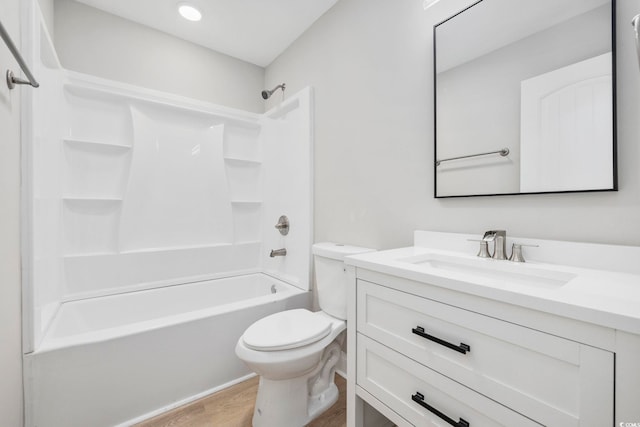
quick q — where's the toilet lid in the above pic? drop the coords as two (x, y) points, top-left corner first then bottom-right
(242, 309), (332, 351)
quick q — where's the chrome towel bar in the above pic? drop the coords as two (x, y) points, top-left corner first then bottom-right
(436, 147), (509, 166)
(0, 20), (39, 89)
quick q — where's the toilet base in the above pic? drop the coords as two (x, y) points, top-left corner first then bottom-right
(307, 382), (339, 422)
(252, 342), (341, 427)
(252, 377), (339, 427)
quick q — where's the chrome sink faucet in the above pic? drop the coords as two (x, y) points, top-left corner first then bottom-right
(483, 230), (507, 260)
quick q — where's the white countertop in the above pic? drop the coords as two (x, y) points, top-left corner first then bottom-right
(345, 240), (640, 335)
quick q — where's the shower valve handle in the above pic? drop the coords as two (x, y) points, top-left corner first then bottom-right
(274, 215), (289, 235)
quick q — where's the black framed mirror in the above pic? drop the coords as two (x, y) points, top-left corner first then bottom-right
(434, 0), (617, 198)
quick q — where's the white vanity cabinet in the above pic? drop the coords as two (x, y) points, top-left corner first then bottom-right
(357, 278), (613, 426)
(345, 232), (640, 427)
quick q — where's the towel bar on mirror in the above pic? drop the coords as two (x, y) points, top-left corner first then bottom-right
(436, 148), (509, 167)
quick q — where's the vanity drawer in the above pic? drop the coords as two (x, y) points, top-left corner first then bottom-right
(357, 280), (614, 427)
(357, 334), (541, 427)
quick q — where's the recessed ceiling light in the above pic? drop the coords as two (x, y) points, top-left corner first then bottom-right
(178, 3), (202, 22)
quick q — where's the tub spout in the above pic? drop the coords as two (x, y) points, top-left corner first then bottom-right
(270, 248), (287, 257)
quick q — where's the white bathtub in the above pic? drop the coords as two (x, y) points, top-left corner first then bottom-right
(25, 274), (310, 427)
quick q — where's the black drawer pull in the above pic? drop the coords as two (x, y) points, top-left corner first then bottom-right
(411, 392), (470, 427)
(412, 326), (470, 354)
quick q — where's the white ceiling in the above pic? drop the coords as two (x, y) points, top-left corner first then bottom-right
(74, 0), (339, 67)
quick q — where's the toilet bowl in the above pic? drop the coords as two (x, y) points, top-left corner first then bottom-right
(235, 242), (374, 427)
(235, 310), (345, 426)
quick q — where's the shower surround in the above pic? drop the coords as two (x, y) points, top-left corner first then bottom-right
(21, 2), (313, 425)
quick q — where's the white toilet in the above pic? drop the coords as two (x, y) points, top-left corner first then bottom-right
(235, 242), (374, 427)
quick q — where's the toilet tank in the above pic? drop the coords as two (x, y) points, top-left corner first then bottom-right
(312, 243), (375, 320)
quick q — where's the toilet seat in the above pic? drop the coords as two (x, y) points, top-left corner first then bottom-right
(242, 309), (332, 351)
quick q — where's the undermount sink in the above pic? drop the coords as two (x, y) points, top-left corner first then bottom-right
(397, 252), (576, 289)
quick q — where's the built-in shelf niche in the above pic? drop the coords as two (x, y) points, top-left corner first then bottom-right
(225, 161), (262, 201)
(223, 124), (261, 162)
(63, 139), (131, 199)
(231, 202), (262, 244)
(223, 123), (262, 245)
(63, 198), (122, 255)
(64, 85), (133, 146)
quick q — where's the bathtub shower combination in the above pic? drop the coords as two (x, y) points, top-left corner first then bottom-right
(21, 2), (313, 426)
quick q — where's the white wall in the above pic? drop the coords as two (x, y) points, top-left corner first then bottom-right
(53, 0), (265, 113)
(0, 0), (24, 423)
(265, 0), (640, 249)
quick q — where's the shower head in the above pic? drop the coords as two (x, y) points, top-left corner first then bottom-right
(261, 83), (286, 100)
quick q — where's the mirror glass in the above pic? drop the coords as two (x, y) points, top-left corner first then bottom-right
(434, 0), (616, 198)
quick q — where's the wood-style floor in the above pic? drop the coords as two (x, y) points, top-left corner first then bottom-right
(135, 375), (347, 427)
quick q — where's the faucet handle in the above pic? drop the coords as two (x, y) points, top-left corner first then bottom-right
(482, 229), (506, 241)
(482, 231), (496, 241)
(509, 243), (539, 263)
(467, 239), (492, 258)
(274, 215), (289, 235)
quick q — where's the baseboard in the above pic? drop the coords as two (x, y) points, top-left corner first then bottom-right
(115, 373), (257, 427)
(121, 351), (348, 426)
